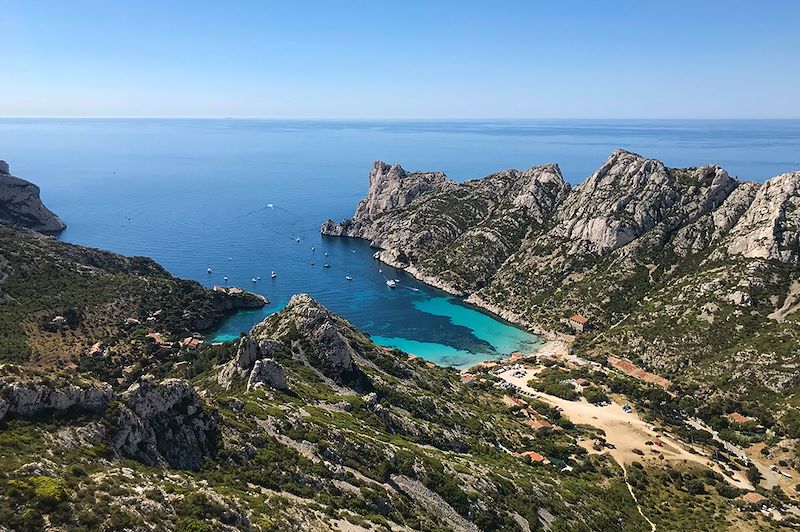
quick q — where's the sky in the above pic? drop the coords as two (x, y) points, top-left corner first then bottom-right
(1, 0), (799, 119)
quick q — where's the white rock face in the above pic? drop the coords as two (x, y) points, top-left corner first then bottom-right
(726, 171), (800, 262)
(217, 336), (288, 390)
(0, 161), (66, 234)
(250, 293), (371, 390)
(247, 359), (289, 391)
(554, 150), (738, 254)
(109, 378), (217, 470)
(0, 371), (114, 421)
(353, 161), (453, 221)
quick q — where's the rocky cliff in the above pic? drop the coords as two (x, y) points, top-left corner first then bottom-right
(0, 161), (65, 234)
(323, 150), (800, 405)
(109, 378), (218, 470)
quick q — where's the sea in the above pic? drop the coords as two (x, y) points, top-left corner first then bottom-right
(1, 119), (799, 367)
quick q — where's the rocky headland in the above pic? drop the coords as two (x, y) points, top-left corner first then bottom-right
(323, 150), (800, 406)
(0, 161), (66, 234)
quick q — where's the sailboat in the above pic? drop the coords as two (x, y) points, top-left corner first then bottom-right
(271, 271), (277, 279)
(345, 275), (352, 281)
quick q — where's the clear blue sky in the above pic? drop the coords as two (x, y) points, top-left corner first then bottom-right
(2, 0), (798, 118)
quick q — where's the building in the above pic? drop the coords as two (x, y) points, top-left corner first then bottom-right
(181, 337), (203, 349)
(568, 314), (590, 333)
(520, 451), (548, 464)
(740, 492), (768, 507)
(727, 412), (756, 424)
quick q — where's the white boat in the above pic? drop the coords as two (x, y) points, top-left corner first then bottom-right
(223, 276), (228, 282)
(323, 263), (331, 268)
(409, 287), (419, 292)
(207, 267), (213, 274)
(345, 275), (352, 281)
(311, 247), (315, 251)
(378, 268), (382, 273)
(267, 203), (274, 208)
(386, 280), (397, 288)
(295, 237), (300, 242)
(324, 251), (329, 256)
(251, 278), (257, 283)
(271, 271), (277, 278)
(256, 276), (261, 281)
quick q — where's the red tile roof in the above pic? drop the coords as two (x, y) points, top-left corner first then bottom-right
(569, 315), (589, 324)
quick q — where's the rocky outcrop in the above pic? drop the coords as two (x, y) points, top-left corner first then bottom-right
(250, 294), (372, 391)
(0, 161), (65, 234)
(725, 171), (800, 262)
(322, 161), (453, 238)
(553, 151), (739, 255)
(0, 368), (114, 421)
(217, 335), (288, 391)
(323, 161), (570, 293)
(109, 378), (218, 470)
(247, 359), (288, 391)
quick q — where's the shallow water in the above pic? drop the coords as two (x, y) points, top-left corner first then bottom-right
(1, 118), (797, 366)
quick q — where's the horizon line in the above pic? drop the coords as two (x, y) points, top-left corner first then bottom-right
(1, 115), (799, 121)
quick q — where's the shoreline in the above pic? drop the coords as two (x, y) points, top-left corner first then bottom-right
(370, 246), (563, 342)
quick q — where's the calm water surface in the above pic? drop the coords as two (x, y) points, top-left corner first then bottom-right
(1, 119), (798, 366)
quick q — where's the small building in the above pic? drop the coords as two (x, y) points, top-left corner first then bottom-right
(728, 412), (756, 424)
(740, 492), (768, 507)
(520, 451), (548, 464)
(146, 332), (172, 349)
(461, 374), (476, 385)
(181, 337), (203, 349)
(575, 378), (590, 387)
(568, 314), (591, 333)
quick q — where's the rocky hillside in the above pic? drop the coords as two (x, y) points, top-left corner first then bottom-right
(5, 291), (784, 531)
(0, 161), (65, 234)
(0, 224), (266, 380)
(323, 151), (800, 412)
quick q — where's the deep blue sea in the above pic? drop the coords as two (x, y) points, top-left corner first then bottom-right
(1, 119), (799, 367)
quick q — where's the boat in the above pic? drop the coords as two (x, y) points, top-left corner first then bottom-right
(311, 247), (315, 251)
(386, 280), (397, 288)
(345, 275), (352, 281)
(409, 287), (419, 292)
(323, 263), (331, 268)
(251, 278), (257, 283)
(271, 271), (277, 279)
(256, 276), (261, 281)
(207, 267), (213, 274)
(295, 237), (300, 242)
(378, 268), (382, 273)
(223, 276), (228, 282)
(267, 203), (274, 208)
(324, 251), (328, 256)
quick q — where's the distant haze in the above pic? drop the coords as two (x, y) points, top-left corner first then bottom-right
(2, 0), (799, 119)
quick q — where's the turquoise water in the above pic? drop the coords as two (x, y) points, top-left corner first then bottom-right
(375, 296), (542, 367)
(1, 119), (797, 366)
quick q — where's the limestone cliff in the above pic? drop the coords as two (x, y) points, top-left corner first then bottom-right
(0, 161), (65, 234)
(323, 150), (800, 404)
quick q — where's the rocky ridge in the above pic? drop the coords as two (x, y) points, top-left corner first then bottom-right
(322, 150), (800, 405)
(0, 161), (65, 234)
